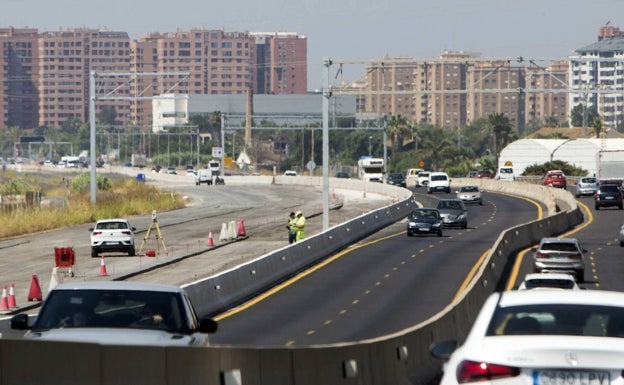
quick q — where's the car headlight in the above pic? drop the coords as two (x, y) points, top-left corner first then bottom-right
(408, 221), (416, 226)
(432, 222), (441, 228)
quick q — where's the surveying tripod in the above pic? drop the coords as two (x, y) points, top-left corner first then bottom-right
(138, 210), (168, 255)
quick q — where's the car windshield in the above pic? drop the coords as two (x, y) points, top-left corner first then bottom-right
(33, 289), (188, 333)
(460, 186), (478, 192)
(500, 168), (512, 174)
(410, 210), (438, 219)
(486, 304), (624, 337)
(430, 175), (447, 181)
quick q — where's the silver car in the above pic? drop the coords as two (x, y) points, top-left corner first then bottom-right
(456, 185), (482, 205)
(436, 198), (468, 228)
(532, 237), (586, 283)
(575, 176), (598, 197)
(619, 223), (624, 247)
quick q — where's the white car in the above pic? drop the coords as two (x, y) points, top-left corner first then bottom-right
(427, 172), (451, 194)
(517, 273), (580, 290)
(283, 170), (298, 176)
(10, 281), (218, 346)
(456, 185), (482, 205)
(89, 219), (136, 258)
(431, 290), (624, 385)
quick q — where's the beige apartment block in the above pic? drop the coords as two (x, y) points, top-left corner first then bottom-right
(524, 61), (568, 130)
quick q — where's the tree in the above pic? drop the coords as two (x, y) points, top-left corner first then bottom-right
(484, 113), (515, 160)
(386, 114), (413, 152)
(416, 126), (454, 171)
(570, 104), (599, 127)
(592, 117), (602, 138)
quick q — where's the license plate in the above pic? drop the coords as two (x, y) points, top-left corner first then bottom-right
(417, 226), (430, 231)
(535, 370), (610, 385)
(105, 241), (120, 245)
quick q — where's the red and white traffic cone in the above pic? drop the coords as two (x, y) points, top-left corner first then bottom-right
(207, 231), (215, 246)
(0, 285), (9, 311)
(99, 255), (108, 276)
(8, 282), (17, 308)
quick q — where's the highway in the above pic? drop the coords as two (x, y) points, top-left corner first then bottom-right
(210, 189), (541, 346)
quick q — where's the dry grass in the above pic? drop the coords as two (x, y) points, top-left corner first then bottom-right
(0, 172), (185, 238)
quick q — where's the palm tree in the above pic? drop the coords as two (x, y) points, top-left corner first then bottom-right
(386, 114), (413, 152)
(484, 113), (514, 159)
(416, 126), (454, 171)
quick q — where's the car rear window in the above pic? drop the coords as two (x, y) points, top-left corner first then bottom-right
(600, 185), (620, 192)
(581, 177), (596, 183)
(524, 278), (576, 289)
(539, 242), (579, 252)
(487, 304), (624, 337)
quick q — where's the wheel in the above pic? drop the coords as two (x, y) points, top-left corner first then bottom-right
(619, 240), (624, 247)
(91, 247), (99, 258)
(462, 223), (467, 229)
(619, 204), (623, 210)
(479, 200), (483, 206)
(128, 246), (136, 256)
(576, 270), (585, 284)
(595, 205), (600, 210)
(406, 231), (412, 237)
(437, 230), (442, 237)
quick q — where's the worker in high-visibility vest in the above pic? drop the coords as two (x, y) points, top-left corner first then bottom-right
(286, 211), (296, 244)
(292, 210), (306, 242)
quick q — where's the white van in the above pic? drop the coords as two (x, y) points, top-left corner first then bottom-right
(427, 172), (451, 194)
(496, 167), (515, 181)
(406, 168), (423, 187)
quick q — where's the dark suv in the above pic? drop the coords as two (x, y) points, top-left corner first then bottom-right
(594, 183), (623, 210)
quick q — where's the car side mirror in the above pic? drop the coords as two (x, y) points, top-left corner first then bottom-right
(88, 227), (94, 232)
(10, 313), (30, 330)
(198, 317), (218, 334)
(430, 339), (457, 359)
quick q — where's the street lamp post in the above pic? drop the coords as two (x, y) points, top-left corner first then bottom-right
(368, 136), (373, 156)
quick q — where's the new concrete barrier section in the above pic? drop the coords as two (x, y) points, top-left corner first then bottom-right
(0, 178), (584, 385)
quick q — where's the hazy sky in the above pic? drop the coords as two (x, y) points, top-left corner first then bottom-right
(3, 0), (622, 90)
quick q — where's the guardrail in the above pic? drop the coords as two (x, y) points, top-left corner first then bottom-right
(0, 178), (583, 385)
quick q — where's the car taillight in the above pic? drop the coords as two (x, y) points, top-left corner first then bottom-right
(568, 253), (582, 259)
(456, 360), (520, 383)
(92, 231), (102, 236)
(535, 251), (549, 258)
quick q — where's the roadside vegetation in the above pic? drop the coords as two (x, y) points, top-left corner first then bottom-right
(0, 170), (185, 239)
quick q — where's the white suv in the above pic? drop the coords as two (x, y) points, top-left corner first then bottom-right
(89, 219), (136, 258)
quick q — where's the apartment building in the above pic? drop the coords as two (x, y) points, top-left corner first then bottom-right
(0, 27), (307, 131)
(252, 32), (307, 95)
(466, 59), (524, 132)
(0, 28), (39, 130)
(569, 25), (624, 131)
(37, 29), (131, 129)
(524, 61), (568, 130)
(361, 53), (569, 133)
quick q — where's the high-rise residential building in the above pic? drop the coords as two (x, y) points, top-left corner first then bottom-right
(360, 53), (569, 133)
(251, 32), (307, 95)
(466, 59), (525, 132)
(37, 28), (131, 129)
(364, 58), (420, 121)
(0, 27), (307, 131)
(524, 61), (568, 130)
(569, 25), (624, 131)
(0, 27), (39, 130)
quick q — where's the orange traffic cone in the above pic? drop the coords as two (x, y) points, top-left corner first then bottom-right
(363, 191), (367, 198)
(8, 282), (17, 308)
(0, 285), (8, 311)
(207, 231), (215, 246)
(28, 274), (42, 302)
(99, 255), (108, 276)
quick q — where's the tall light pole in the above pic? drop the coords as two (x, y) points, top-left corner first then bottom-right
(368, 136), (373, 156)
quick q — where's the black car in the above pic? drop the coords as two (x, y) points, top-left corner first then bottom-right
(406, 208), (443, 237)
(386, 172), (406, 188)
(594, 183), (623, 210)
